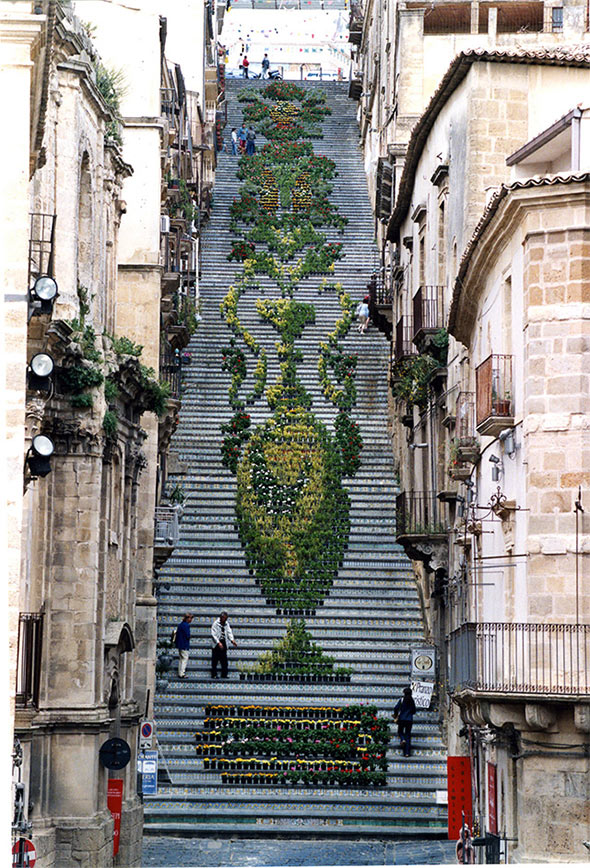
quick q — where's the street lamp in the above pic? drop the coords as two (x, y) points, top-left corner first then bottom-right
(27, 353), (54, 392)
(27, 434), (55, 478)
(29, 276), (58, 319)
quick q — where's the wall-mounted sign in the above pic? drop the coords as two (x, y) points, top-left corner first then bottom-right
(141, 749), (158, 796)
(140, 720), (154, 750)
(411, 646), (436, 679)
(107, 779), (123, 857)
(99, 738), (131, 770)
(12, 838), (36, 867)
(410, 679), (435, 709)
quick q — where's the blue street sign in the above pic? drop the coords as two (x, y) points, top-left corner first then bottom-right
(141, 749), (158, 795)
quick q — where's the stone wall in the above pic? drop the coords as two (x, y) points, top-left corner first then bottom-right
(523, 226), (590, 623)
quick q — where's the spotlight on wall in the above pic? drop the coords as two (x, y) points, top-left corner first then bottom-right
(499, 427), (516, 458)
(409, 442), (428, 450)
(27, 353), (54, 392)
(27, 434), (55, 478)
(488, 454), (500, 464)
(29, 276), (58, 319)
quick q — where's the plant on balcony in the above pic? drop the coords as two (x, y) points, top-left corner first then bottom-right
(167, 482), (186, 505)
(391, 354), (439, 408)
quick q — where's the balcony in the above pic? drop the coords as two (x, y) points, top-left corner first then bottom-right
(412, 285), (444, 349)
(449, 622), (590, 698)
(154, 506), (181, 568)
(394, 316), (418, 364)
(348, 2), (363, 44)
(449, 392), (480, 479)
(475, 354), (514, 437)
(16, 612), (44, 709)
(396, 492), (448, 568)
(159, 340), (181, 401)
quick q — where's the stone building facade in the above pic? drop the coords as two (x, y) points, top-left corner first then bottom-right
(349, 0), (590, 252)
(354, 40), (590, 862)
(3, 1), (220, 865)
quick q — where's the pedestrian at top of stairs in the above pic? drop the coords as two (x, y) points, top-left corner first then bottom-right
(174, 612), (194, 679)
(211, 611), (238, 679)
(394, 686), (417, 757)
(242, 55), (249, 78)
(355, 296), (370, 333)
(261, 53), (270, 78)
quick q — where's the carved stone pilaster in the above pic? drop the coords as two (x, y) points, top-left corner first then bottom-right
(45, 417), (102, 457)
(25, 397), (47, 441)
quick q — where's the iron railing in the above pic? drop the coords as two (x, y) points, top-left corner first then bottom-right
(475, 354), (513, 427)
(160, 87), (176, 123)
(456, 391), (476, 445)
(412, 285), (444, 340)
(28, 213), (56, 288)
(367, 272), (393, 306)
(396, 491), (446, 537)
(449, 622), (590, 696)
(154, 506), (180, 548)
(394, 316), (418, 363)
(16, 612), (44, 709)
(159, 341), (181, 400)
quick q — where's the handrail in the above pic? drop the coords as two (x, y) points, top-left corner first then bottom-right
(449, 622), (590, 696)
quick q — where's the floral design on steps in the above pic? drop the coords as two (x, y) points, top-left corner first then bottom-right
(196, 704), (390, 787)
(218, 84), (371, 725)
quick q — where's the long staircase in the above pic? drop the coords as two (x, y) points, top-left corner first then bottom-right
(145, 80), (448, 836)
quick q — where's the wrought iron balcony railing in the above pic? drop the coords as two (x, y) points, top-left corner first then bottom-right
(455, 391), (476, 445)
(394, 316), (418, 364)
(412, 285), (444, 344)
(449, 622), (590, 697)
(396, 491), (446, 538)
(16, 612), (44, 709)
(475, 354), (514, 436)
(154, 506), (180, 549)
(367, 272), (393, 307)
(159, 341), (181, 400)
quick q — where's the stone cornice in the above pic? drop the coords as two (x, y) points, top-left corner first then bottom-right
(449, 177), (590, 345)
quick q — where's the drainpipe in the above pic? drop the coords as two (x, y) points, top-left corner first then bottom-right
(571, 107), (582, 172)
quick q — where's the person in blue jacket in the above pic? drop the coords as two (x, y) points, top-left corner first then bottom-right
(174, 612), (194, 678)
(394, 686), (417, 757)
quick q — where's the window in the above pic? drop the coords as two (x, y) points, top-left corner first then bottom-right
(552, 6), (563, 31)
(16, 612), (44, 709)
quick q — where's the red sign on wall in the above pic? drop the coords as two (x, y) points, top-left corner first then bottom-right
(447, 756), (473, 840)
(487, 762), (498, 834)
(107, 778), (124, 857)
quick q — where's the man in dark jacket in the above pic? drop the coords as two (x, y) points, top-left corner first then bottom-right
(394, 686), (417, 757)
(175, 612), (194, 678)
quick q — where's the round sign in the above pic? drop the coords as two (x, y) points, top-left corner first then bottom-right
(12, 838), (36, 867)
(141, 722), (153, 739)
(415, 654), (434, 671)
(99, 737), (131, 770)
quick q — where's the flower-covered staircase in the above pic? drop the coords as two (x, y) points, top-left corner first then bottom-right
(144, 80), (448, 837)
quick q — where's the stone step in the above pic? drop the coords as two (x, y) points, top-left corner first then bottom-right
(147, 81), (446, 837)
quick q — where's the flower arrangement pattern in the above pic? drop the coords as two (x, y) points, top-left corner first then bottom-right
(217, 86), (389, 777)
(220, 84), (362, 618)
(195, 704), (390, 787)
